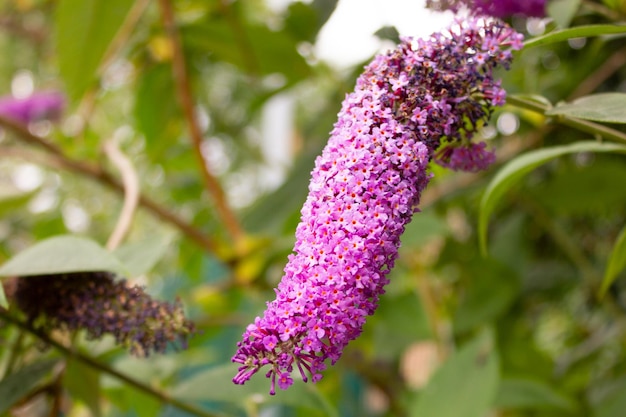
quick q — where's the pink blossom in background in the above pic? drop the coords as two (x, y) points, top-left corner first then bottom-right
(426, 0), (546, 18)
(232, 18), (521, 394)
(0, 91), (65, 124)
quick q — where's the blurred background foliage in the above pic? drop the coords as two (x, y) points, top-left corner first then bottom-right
(1, 0), (626, 416)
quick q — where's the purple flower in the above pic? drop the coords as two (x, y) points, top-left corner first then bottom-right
(232, 18), (521, 394)
(14, 272), (195, 357)
(0, 91), (65, 124)
(435, 141), (496, 172)
(426, 0), (546, 18)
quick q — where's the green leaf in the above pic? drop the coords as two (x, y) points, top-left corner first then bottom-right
(284, 2), (318, 42)
(599, 225), (626, 297)
(400, 211), (448, 247)
(453, 259), (520, 334)
(478, 141), (626, 255)
(546, 93), (626, 124)
(374, 25), (400, 43)
(242, 152), (314, 233)
(171, 363), (336, 415)
(371, 291), (431, 359)
(0, 359), (59, 414)
(0, 285), (7, 309)
(495, 378), (577, 411)
(0, 235), (127, 278)
(182, 21), (311, 84)
(547, 0), (582, 28)
(134, 64), (181, 148)
(592, 378), (626, 417)
(112, 235), (171, 277)
(523, 24), (626, 50)
(0, 180), (36, 218)
(312, 0), (338, 31)
(65, 359), (101, 417)
(55, 0), (134, 100)
(409, 329), (499, 417)
(529, 159), (626, 215)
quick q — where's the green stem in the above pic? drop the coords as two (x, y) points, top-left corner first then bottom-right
(0, 311), (219, 417)
(506, 95), (626, 145)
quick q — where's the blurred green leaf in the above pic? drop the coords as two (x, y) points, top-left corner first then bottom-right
(592, 377), (626, 417)
(65, 359), (101, 417)
(0, 181), (36, 218)
(410, 329), (499, 417)
(546, 93), (626, 123)
(55, 0), (134, 101)
(371, 291), (431, 359)
(0, 359), (59, 414)
(285, 2), (318, 42)
(599, 225), (626, 297)
(529, 159), (626, 215)
(242, 152), (315, 233)
(374, 25), (400, 43)
(0, 235), (127, 278)
(400, 211), (448, 247)
(134, 64), (181, 148)
(0, 285), (6, 309)
(182, 20), (310, 84)
(523, 24), (626, 50)
(171, 362), (335, 415)
(547, 0), (582, 28)
(112, 235), (171, 277)
(312, 0), (339, 30)
(495, 378), (577, 411)
(453, 260), (520, 334)
(478, 141), (626, 255)
(126, 388), (161, 417)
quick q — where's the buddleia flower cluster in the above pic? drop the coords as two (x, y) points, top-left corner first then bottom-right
(14, 272), (195, 357)
(232, 17), (522, 394)
(426, 0), (546, 18)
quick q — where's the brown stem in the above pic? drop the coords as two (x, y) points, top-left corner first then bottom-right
(0, 311), (220, 417)
(158, 0), (246, 245)
(0, 115), (219, 256)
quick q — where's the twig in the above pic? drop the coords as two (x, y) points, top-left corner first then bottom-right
(0, 311), (220, 417)
(158, 0), (245, 245)
(0, 115), (219, 257)
(103, 138), (140, 251)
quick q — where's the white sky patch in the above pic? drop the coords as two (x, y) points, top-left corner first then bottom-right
(266, 0), (454, 68)
(315, 0), (454, 68)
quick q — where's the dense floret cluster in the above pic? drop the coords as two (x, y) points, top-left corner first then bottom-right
(233, 18), (522, 394)
(14, 272), (195, 357)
